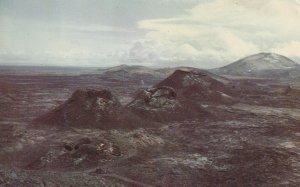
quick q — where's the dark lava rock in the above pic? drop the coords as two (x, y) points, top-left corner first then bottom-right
(129, 86), (179, 110)
(63, 144), (73, 152)
(64, 137), (92, 151)
(33, 89), (122, 129)
(156, 70), (235, 104)
(25, 137), (122, 171)
(128, 86), (210, 122)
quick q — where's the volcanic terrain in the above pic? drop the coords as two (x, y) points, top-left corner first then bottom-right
(1, 54), (300, 186)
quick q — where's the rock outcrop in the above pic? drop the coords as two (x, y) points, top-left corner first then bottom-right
(128, 86), (179, 110)
(127, 86), (186, 121)
(128, 85), (210, 121)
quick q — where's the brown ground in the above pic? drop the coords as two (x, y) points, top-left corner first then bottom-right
(1, 66), (300, 186)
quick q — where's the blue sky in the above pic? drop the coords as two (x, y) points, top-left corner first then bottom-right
(0, 0), (299, 68)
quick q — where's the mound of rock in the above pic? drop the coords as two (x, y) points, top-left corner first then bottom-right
(129, 86), (179, 110)
(128, 86), (210, 121)
(34, 89), (122, 129)
(127, 87), (181, 121)
(156, 70), (235, 104)
(24, 136), (122, 171)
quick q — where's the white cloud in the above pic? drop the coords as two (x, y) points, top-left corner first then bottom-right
(132, 0), (300, 68)
(62, 24), (132, 33)
(0, 16), (134, 66)
(1, 0), (300, 67)
(271, 41), (300, 57)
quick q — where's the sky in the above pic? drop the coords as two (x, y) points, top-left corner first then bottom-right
(0, 0), (300, 68)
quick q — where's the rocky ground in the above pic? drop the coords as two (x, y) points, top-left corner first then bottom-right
(1, 66), (300, 186)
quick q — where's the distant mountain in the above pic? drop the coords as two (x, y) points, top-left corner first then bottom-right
(98, 65), (164, 86)
(213, 53), (300, 78)
(102, 64), (152, 73)
(100, 64), (159, 77)
(99, 65), (231, 86)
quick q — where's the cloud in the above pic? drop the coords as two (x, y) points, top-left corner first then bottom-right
(271, 41), (300, 57)
(62, 24), (133, 34)
(1, 0), (300, 67)
(0, 16), (135, 66)
(132, 0), (300, 68)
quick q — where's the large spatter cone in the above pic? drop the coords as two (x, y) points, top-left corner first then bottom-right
(34, 89), (122, 129)
(156, 70), (235, 104)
